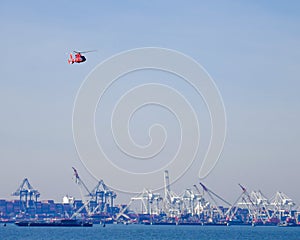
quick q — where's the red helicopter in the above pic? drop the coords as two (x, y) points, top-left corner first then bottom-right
(68, 50), (96, 64)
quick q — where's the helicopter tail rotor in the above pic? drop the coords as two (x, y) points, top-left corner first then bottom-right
(68, 53), (74, 64)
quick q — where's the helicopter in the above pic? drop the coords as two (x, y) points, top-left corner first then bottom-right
(68, 50), (96, 64)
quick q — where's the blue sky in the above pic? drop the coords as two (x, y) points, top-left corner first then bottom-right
(0, 1), (300, 204)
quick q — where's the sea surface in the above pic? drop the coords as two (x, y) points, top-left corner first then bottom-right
(1, 224), (300, 240)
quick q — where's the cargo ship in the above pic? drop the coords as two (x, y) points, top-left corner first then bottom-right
(15, 219), (93, 227)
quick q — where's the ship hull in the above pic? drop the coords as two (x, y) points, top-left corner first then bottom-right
(15, 219), (93, 227)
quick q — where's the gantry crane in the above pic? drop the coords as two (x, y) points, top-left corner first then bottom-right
(269, 191), (296, 221)
(89, 179), (117, 214)
(193, 184), (209, 215)
(163, 170), (182, 217)
(12, 178), (40, 213)
(71, 167), (117, 218)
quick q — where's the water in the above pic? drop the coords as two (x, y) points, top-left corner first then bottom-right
(1, 224), (300, 240)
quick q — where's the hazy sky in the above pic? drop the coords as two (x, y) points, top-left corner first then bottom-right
(0, 1), (300, 205)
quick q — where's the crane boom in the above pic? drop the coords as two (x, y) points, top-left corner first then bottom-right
(72, 167), (92, 196)
(200, 182), (231, 206)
